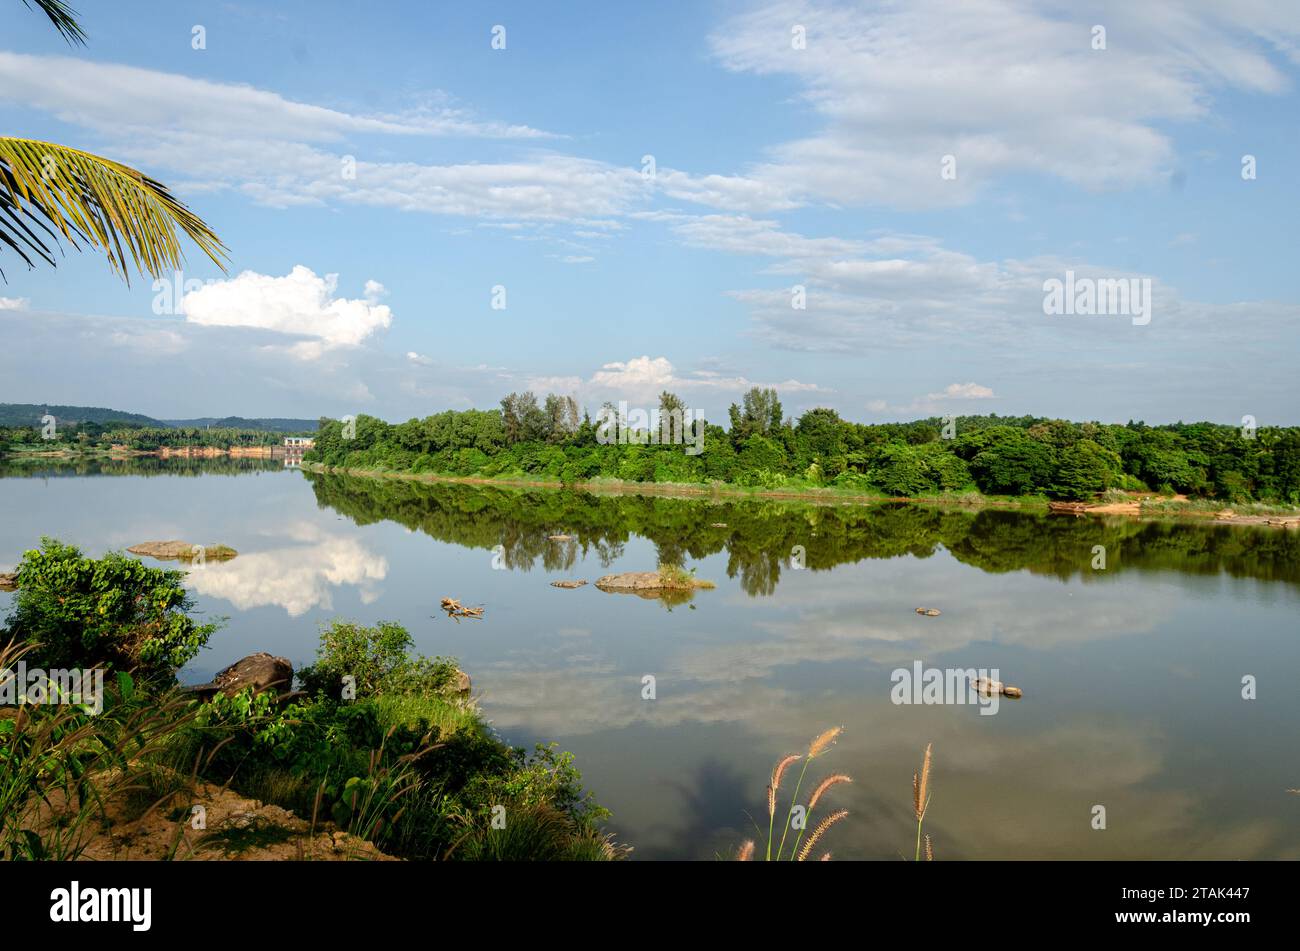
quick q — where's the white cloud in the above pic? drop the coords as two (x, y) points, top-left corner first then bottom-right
(0, 297), (29, 310)
(516, 356), (824, 410)
(0, 52), (550, 142)
(180, 266), (393, 357)
(928, 382), (995, 401)
(709, 0), (1300, 208)
(0, 53), (642, 227)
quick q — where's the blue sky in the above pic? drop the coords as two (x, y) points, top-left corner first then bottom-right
(1, 0), (1298, 425)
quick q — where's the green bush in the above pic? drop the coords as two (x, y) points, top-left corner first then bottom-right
(297, 619), (458, 701)
(4, 538), (220, 684)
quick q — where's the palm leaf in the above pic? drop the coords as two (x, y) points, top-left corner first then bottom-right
(0, 137), (227, 283)
(19, 0), (86, 45)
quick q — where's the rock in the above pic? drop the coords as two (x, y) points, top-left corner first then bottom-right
(550, 579), (588, 589)
(188, 652), (294, 699)
(548, 534), (573, 542)
(455, 669), (471, 696)
(128, 540), (237, 561)
(0, 572), (16, 592)
(915, 607), (941, 617)
(595, 571), (713, 592)
(973, 676), (1023, 699)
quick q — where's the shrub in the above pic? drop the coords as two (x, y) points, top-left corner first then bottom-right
(4, 538), (220, 684)
(297, 619), (458, 701)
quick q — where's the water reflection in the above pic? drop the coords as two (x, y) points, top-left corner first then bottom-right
(181, 523), (388, 616)
(306, 472), (1300, 590)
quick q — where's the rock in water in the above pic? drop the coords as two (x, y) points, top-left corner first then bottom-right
(188, 652), (294, 699)
(595, 571), (713, 592)
(128, 541), (238, 561)
(0, 572), (16, 592)
(915, 607), (941, 617)
(973, 676), (1023, 699)
(550, 580), (588, 589)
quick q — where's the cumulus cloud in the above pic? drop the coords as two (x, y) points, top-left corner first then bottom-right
(0, 297), (29, 310)
(868, 382), (996, 417)
(551, 355), (826, 404)
(928, 382), (995, 401)
(180, 266), (393, 358)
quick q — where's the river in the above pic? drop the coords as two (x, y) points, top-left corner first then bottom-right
(1, 458), (1297, 859)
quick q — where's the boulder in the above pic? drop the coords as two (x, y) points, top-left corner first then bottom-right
(0, 572), (16, 592)
(188, 652), (294, 699)
(973, 676), (1023, 699)
(595, 571), (711, 592)
(128, 541), (237, 561)
(455, 669), (471, 696)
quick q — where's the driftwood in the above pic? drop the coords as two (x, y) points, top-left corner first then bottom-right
(550, 580), (588, 589)
(915, 607), (941, 617)
(440, 597), (484, 622)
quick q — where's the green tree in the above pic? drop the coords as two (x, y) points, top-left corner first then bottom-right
(1048, 439), (1121, 500)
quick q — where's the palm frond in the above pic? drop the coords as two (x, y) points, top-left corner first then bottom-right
(20, 0), (86, 45)
(0, 138), (227, 283)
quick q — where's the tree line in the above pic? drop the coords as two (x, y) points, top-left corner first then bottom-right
(0, 421), (305, 452)
(304, 388), (1300, 503)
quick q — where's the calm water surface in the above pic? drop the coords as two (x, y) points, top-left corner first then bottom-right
(2, 459), (1297, 860)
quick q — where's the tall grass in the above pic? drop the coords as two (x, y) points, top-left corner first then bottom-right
(0, 639), (196, 859)
(912, 743), (934, 861)
(739, 726), (851, 862)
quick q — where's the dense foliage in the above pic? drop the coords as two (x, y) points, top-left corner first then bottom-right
(4, 538), (220, 683)
(304, 388), (1300, 503)
(0, 420), (305, 451)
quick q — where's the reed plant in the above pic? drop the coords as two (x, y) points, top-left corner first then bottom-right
(912, 743), (934, 861)
(737, 726), (851, 861)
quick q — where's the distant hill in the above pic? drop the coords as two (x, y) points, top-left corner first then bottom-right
(162, 417), (319, 432)
(0, 403), (316, 432)
(0, 403), (157, 427)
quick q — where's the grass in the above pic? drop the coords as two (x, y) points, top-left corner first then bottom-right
(195, 817), (298, 856)
(371, 691), (482, 737)
(656, 562), (716, 589)
(736, 726), (851, 862)
(0, 640), (198, 860)
(734, 737), (938, 862)
(1140, 497), (1299, 517)
(176, 544), (238, 561)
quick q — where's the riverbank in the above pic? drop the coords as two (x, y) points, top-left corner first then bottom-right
(2, 445), (294, 460)
(2, 541), (620, 862)
(302, 462), (1300, 527)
